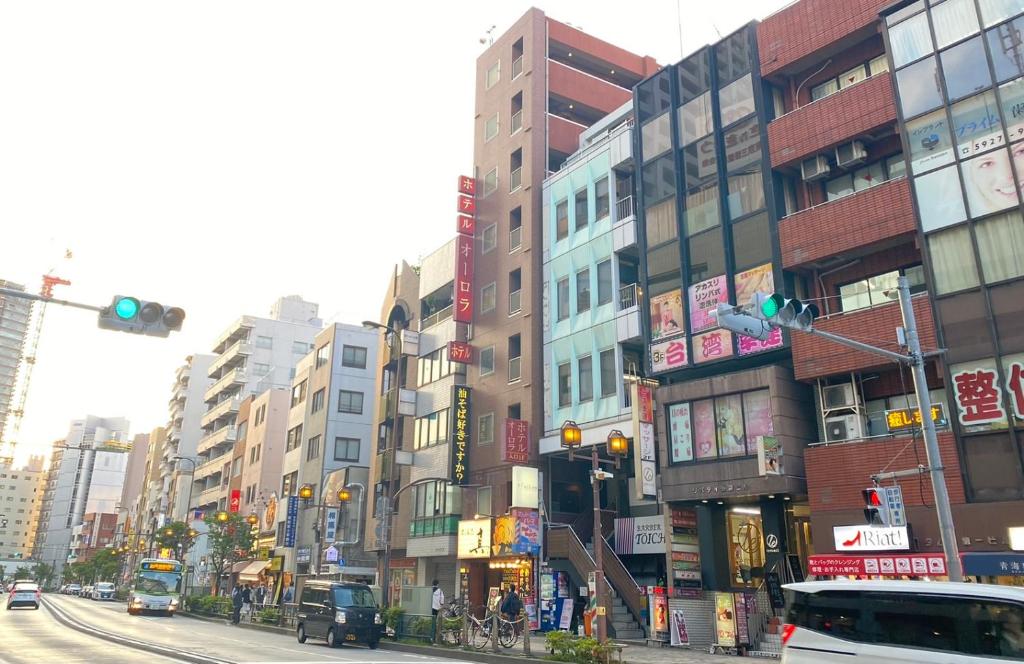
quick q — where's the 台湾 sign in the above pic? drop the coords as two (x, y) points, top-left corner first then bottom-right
(450, 385), (472, 485)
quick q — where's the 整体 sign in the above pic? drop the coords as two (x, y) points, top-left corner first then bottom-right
(614, 515), (667, 555)
(808, 553), (947, 576)
(450, 385), (471, 485)
(457, 518), (491, 559)
(833, 525), (910, 552)
(449, 340), (473, 364)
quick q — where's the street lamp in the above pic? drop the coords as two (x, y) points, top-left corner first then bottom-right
(559, 420), (627, 645)
(246, 513), (259, 527)
(363, 318), (404, 608)
(298, 484), (314, 504)
(215, 511), (229, 523)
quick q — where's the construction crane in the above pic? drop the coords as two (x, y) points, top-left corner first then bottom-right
(0, 272), (71, 466)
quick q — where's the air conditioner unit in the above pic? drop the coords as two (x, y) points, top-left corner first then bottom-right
(835, 140), (868, 168)
(825, 414), (864, 442)
(823, 383), (856, 409)
(801, 155), (831, 182)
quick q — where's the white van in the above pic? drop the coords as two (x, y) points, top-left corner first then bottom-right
(782, 580), (1024, 662)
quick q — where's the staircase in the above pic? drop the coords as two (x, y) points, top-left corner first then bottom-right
(578, 535), (647, 641)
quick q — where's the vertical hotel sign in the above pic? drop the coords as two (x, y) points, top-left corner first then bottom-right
(631, 383), (657, 500)
(455, 176), (476, 323)
(450, 385), (472, 485)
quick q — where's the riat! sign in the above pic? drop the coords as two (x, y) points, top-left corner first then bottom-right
(450, 385), (472, 485)
(455, 175), (476, 323)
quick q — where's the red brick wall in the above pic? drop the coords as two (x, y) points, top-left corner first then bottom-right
(769, 73), (897, 168)
(806, 431), (966, 513)
(758, 0), (891, 78)
(548, 60), (631, 114)
(549, 114), (585, 156)
(780, 177), (917, 269)
(791, 294), (938, 380)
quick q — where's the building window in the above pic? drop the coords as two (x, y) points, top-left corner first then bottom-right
(483, 167), (498, 196)
(306, 435), (321, 461)
(291, 380), (308, 408)
(578, 355), (593, 402)
(417, 345), (459, 387)
(334, 437), (360, 462)
(557, 278), (570, 321)
(414, 410), (450, 450)
(595, 177), (610, 220)
(255, 335), (273, 349)
(838, 265), (926, 312)
(509, 269), (522, 315)
(481, 282), (497, 314)
(824, 157), (903, 202)
(409, 481), (462, 537)
(667, 388), (773, 464)
(315, 343), (331, 368)
(597, 260), (613, 306)
(556, 199), (569, 241)
(558, 363), (572, 408)
(342, 345), (367, 369)
(482, 224), (497, 253)
(508, 334), (521, 383)
(477, 486), (492, 517)
(337, 390), (364, 414)
(479, 413), (494, 444)
(292, 341), (311, 354)
(810, 55), (891, 101)
(253, 363), (271, 376)
(485, 61), (500, 89)
(509, 207), (523, 252)
(575, 188), (588, 230)
(576, 268), (591, 313)
(311, 388), (325, 413)
(600, 349), (617, 397)
(480, 346), (495, 376)
(484, 114), (499, 143)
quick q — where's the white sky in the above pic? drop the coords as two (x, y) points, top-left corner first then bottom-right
(1, 0), (791, 466)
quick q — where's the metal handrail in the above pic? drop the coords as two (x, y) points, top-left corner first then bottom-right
(619, 283), (637, 310)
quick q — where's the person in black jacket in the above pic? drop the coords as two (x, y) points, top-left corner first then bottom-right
(230, 585), (244, 625)
(241, 584), (253, 620)
(500, 584), (523, 633)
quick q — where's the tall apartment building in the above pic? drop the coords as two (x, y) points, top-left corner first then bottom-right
(138, 426), (168, 535)
(467, 4), (657, 552)
(0, 455), (45, 560)
(115, 433), (150, 561)
(35, 416), (131, 578)
(69, 512), (118, 564)
(281, 323), (378, 577)
(163, 354), (214, 521)
(236, 388), (289, 552)
(191, 296), (322, 517)
(0, 280), (31, 451)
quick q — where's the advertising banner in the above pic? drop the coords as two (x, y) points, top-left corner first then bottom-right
(324, 507), (339, 542)
(688, 275), (727, 333)
(833, 525), (910, 551)
(457, 519), (491, 559)
(503, 418), (530, 463)
(450, 385), (471, 485)
(649, 592), (669, 641)
(454, 233), (475, 323)
(734, 593), (749, 645)
(757, 436), (783, 475)
(650, 289), (684, 340)
(734, 264), (783, 355)
(511, 508), (540, 555)
(715, 593), (737, 647)
(694, 328), (734, 364)
(668, 402), (693, 463)
(651, 335), (688, 373)
(808, 553), (947, 576)
(614, 515), (667, 555)
(492, 514), (516, 556)
(670, 609), (690, 646)
(229, 489), (241, 513)
(284, 495), (298, 547)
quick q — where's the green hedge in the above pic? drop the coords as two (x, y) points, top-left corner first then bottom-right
(184, 594), (233, 616)
(545, 632), (616, 664)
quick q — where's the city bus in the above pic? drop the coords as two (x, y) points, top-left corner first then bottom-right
(127, 558), (183, 616)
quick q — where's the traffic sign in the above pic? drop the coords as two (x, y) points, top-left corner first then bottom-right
(325, 546), (339, 562)
(884, 486), (906, 527)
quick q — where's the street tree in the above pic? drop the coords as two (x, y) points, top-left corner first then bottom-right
(30, 561), (55, 589)
(89, 549), (120, 582)
(13, 566), (34, 580)
(154, 521), (197, 562)
(204, 513), (254, 595)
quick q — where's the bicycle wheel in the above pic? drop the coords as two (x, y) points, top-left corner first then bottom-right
(498, 619), (517, 648)
(470, 620), (490, 650)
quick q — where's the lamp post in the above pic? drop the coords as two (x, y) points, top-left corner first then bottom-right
(560, 421), (628, 645)
(172, 456), (197, 523)
(363, 319), (404, 608)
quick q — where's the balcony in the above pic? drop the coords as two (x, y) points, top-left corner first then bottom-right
(378, 388), (416, 421)
(791, 293), (937, 381)
(509, 289), (522, 315)
(509, 226), (522, 252)
(200, 395), (242, 429)
(204, 367), (245, 403)
(511, 55), (523, 80)
(619, 283), (638, 310)
(779, 177), (916, 269)
(211, 315), (255, 354)
(548, 60), (631, 116)
(207, 339), (253, 377)
(197, 424), (238, 456)
(193, 453), (227, 483)
(768, 73), (896, 168)
(549, 114), (585, 156)
(615, 284), (642, 343)
(419, 305), (453, 331)
(613, 196), (637, 251)
(511, 110), (523, 135)
(508, 356), (522, 383)
(510, 167), (522, 193)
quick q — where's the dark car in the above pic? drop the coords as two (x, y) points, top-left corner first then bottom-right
(296, 581), (382, 649)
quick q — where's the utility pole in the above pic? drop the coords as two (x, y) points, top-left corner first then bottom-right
(716, 277), (963, 581)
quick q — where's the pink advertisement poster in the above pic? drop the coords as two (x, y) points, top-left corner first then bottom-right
(668, 403), (693, 462)
(650, 289), (685, 340)
(742, 390), (774, 455)
(694, 329), (734, 364)
(715, 393), (746, 457)
(734, 264), (783, 355)
(693, 400), (717, 459)
(688, 275), (727, 333)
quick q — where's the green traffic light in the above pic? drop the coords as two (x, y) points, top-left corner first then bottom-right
(761, 295), (780, 318)
(115, 297), (140, 320)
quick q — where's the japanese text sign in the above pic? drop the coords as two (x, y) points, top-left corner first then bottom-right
(650, 335), (688, 373)
(457, 194), (476, 214)
(229, 489), (241, 513)
(458, 175), (476, 196)
(694, 329), (734, 364)
(457, 214), (476, 236)
(503, 418), (530, 463)
(885, 403), (948, 433)
(457, 518), (490, 559)
(450, 385), (472, 485)
(807, 554), (946, 576)
(688, 275), (727, 333)
(952, 367), (1007, 426)
(449, 340), (473, 364)
(454, 233), (474, 323)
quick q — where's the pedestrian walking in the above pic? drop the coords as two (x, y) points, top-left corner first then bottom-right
(255, 584), (266, 608)
(500, 584), (523, 634)
(431, 579), (445, 617)
(241, 584), (253, 620)
(230, 585), (243, 625)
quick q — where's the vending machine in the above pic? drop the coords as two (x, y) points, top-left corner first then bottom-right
(539, 571), (572, 631)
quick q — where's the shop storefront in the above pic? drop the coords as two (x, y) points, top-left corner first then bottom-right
(388, 557), (417, 608)
(963, 552), (1024, 588)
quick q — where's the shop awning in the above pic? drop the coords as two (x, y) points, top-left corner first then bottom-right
(808, 553), (947, 577)
(962, 552), (1024, 576)
(237, 560), (271, 582)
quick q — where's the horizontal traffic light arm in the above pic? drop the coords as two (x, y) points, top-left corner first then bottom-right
(0, 286), (105, 313)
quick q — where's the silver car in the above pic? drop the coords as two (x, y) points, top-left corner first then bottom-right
(91, 582), (115, 601)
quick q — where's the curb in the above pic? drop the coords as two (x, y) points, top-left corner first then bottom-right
(41, 597), (234, 664)
(380, 640), (551, 664)
(180, 611), (293, 636)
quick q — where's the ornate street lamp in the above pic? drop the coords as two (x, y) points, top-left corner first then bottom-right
(607, 430), (629, 457)
(560, 420), (582, 450)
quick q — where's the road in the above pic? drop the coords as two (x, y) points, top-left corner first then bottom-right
(8, 594), (464, 664)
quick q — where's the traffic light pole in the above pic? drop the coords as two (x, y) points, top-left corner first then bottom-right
(895, 276), (963, 582)
(0, 287), (104, 313)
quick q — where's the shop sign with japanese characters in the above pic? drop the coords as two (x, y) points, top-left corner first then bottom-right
(450, 385), (471, 485)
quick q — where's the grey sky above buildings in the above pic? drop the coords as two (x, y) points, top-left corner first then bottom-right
(0, 0), (789, 464)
